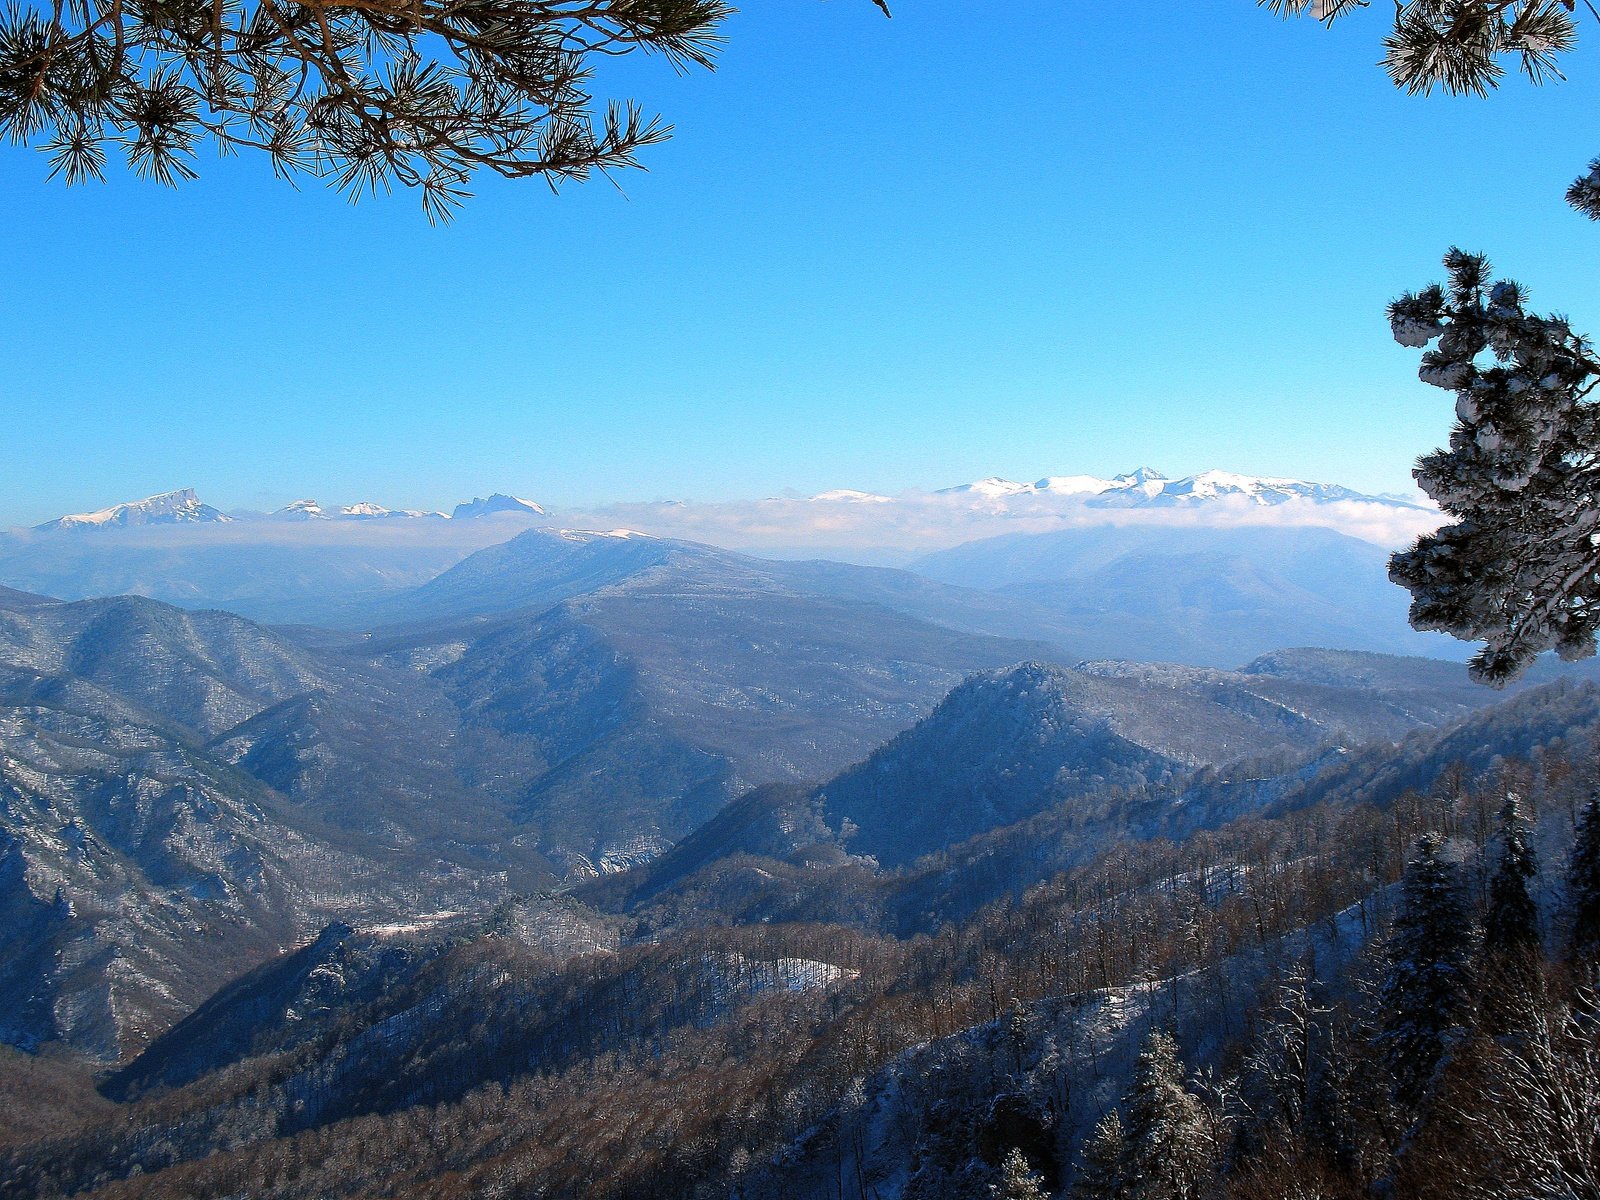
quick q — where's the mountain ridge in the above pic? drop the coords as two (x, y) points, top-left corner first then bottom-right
(933, 466), (1426, 510)
(32, 490), (548, 531)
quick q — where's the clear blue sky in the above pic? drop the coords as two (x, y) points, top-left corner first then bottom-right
(4, 1), (1600, 525)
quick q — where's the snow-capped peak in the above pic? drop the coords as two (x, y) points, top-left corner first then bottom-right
(270, 499), (444, 521)
(1033, 474), (1120, 496)
(1151, 470), (1367, 506)
(272, 499), (327, 520)
(937, 477), (1037, 499)
(1114, 467), (1167, 484)
(335, 502), (443, 520)
(934, 468), (1424, 511)
(451, 494), (546, 520)
(810, 489), (893, 504)
(36, 488), (234, 531)
(339, 501), (392, 519)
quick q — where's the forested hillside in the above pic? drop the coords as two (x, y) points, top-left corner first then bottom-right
(4, 664), (1598, 1199)
(13, 0), (1599, 1192)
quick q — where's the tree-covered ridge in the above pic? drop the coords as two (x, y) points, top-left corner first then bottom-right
(5, 663), (1600, 1198)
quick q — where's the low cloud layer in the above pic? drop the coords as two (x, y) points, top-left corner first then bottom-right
(1, 487), (1443, 570)
(555, 490), (1444, 563)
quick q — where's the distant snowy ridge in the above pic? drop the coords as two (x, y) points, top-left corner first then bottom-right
(809, 489), (894, 504)
(34, 489), (546, 531)
(270, 499), (447, 521)
(34, 488), (234, 531)
(938, 467), (1423, 510)
(796, 468), (1426, 513)
(450, 494), (546, 520)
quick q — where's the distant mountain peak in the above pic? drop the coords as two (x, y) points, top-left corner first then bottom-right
(272, 499), (327, 520)
(936, 468), (1424, 511)
(1114, 466), (1167, 485)
(270, 499), (444, 521)
(810, 489), (893, 504)
(937, 477), (1037, 499)
(339, 501), (392, 519)
(450, 494), (546, 520)
(36, 488), (234, 532)
(335, 501), (443, 520)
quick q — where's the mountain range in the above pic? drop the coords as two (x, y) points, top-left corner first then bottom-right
(0, 470), (1451, 665)
(4, 468), (1596, 1200)
(19, 471), (1419, 535)
(929, 466), (1424, 508)
(33, 489), (547, 530)
(0, 545), (1080, 1057)
(5, 635), (1596, 1198)
(3, 513), (1585, 1060)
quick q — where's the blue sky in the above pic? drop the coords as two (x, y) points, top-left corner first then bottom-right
(4, 1), (1600, 525)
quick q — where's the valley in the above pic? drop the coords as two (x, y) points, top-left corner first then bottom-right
(2, 479), (1597, 1199)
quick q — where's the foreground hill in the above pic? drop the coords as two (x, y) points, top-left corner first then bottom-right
(810, 657), (1471, 868)
(591, 656), (1597, 922)
(0, 588), (556, 1059)
(5, 661), (1594, 1200)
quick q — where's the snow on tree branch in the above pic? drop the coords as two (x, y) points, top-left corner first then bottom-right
(1388, 249), (1600, 683)
(0, 0), (734, 218)
(1263, 1), (1600, 221)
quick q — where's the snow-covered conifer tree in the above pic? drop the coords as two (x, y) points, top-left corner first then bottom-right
(1074, 1110), (1128, 1200)
(1485, 797), (1540, 949)
(1387, 250), (1600, 683)
(992, 1147), (1048, 1200)
(1569, 793), (1600, 972)
(1118, 1030), (1212, 1200)
(1481, 795), (1543, 1034)
(1377, 834), (1476, 1112)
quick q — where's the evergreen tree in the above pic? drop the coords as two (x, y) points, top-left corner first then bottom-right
(992, 1147), (1048, 1200)
(1568, 792), (1600, 971)
(1074, 1110), (1128, 1200)
(0, 0), (735, 217)
(1377, 834), (1476, 1112)
(1386, 251), (1600, 683)
(1260, 14), (1600, 670)
(1267, 2), (1595, 220)
(1119, 1031), (1212, 1200)
(1480, 795), (1542, 1034)
(1484, 794), (1541, 958)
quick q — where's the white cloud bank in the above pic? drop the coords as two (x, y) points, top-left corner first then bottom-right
(553, 489), (1443, 564)
(1, 472), (1443, 568)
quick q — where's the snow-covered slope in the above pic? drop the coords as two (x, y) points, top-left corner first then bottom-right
(34, 489), (233, 531)
(451, 494), (546, 519)
(809, 489), (893, 503)
(270, 499), (328, 521)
